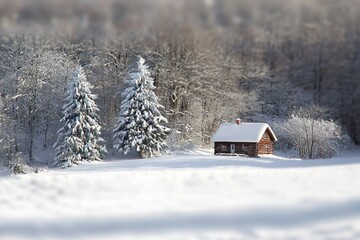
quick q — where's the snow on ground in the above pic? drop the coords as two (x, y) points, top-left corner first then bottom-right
(0, 149), (360, 240)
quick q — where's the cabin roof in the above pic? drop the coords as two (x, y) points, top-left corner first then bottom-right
(211, 122), (277, 143)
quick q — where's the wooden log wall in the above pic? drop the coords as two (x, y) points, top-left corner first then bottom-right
(257, 130), (274, 155)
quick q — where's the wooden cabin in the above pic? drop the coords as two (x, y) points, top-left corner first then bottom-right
(211, 119), (277, 157)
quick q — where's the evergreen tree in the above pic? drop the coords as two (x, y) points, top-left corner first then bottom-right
(54, 66), (106, 167)
(113, 56), (169, 157)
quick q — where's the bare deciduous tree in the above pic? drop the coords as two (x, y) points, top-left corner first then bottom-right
(280, 106), (342, 159)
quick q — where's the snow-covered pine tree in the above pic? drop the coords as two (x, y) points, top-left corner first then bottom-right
(54, 66), (107, 167)
(113, 56), (170, 158)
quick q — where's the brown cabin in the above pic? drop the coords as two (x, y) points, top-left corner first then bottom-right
(211, 119), (277, 157)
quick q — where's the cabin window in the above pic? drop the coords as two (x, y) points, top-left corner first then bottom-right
(221, 145), (227, 151)
(241, 144), (247, 152)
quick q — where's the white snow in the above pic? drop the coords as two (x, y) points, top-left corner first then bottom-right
(211, 122), (277, 142)
(0, 149), (360, 240)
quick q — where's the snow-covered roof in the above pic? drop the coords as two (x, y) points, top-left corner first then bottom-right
(211, 122), (277, 143)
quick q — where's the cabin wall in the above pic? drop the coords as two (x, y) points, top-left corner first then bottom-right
(257, 130), (274, 155)
(235, 143), (257, 156)
(214, 142), (257, 156)
(214, 142), (231, 154)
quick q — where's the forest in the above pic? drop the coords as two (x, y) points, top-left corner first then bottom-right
(0, 0), (359, 166)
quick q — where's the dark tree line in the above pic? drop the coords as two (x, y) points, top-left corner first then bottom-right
(0, 0), (359, 163)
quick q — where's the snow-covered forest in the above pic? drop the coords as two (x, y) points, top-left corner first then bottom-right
(1, 1), (360, 239)
(0, 0), (360, 165)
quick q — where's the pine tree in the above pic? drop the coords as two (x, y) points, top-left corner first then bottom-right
(113, 56), (170, 158)
(54, 66), (107, 167)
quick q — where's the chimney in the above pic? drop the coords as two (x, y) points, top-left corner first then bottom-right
(236, 118), (241, 125)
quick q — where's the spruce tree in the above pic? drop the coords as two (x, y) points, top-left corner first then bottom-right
(113, 56), (169, 158)
(54, 66), (106, 167)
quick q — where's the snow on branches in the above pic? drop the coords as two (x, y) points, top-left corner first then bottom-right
(54, 66), (107, 167)
(113, 56), (170, 158)
(279, 106), (343, 159)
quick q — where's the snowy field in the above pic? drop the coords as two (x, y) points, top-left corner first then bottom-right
(1, 149), (360, 240)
